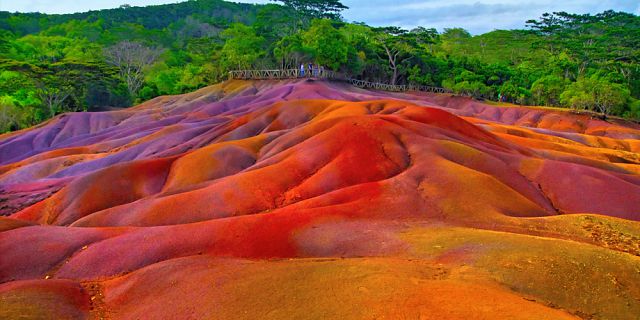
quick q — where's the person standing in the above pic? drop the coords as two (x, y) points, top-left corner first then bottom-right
(300, 63), (305, 77)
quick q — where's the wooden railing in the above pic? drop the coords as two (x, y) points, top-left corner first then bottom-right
(228, 69), (451, 94)
(347, 79), (450, 93)
(228, 69), (343, 80)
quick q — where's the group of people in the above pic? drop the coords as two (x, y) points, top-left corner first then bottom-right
(498, 92), (507, 102)
(300, 63), (324, 77)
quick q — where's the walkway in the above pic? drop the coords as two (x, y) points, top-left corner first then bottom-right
(228, 69), (452, 94)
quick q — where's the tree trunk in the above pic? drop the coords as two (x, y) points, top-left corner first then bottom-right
(391, 67), (398, 85)
(47, 96), (55, 117)
(383, 44), (399, 85)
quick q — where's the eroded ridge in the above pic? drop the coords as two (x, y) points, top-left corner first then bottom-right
(1, 79), (639, 319)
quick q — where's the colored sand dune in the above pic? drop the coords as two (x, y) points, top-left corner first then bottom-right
(1, 79), (639, 319)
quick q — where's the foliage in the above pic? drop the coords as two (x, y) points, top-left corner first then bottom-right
(0, 1), (639, 132)
(531, 75), (566, 106)
(220, 23), (265, 69)
(270, 0), (348, 20)
(302, 19), (347, 70)
(560, 76), (631, 115)
(624, 99), (640, 120)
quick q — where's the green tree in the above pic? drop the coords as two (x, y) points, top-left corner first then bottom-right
(439, 27), (472, 53)
(500, 81), (531, 105)
(592, 81), (631, 115)
(441, 28), (471, 43)
(548, 52), (578, 80)
(302, 19), (348, 71)
(410, 26), (439, 53)
(254, 4), (297, 40)
(2, 4), (640, 132)
(452, 80), (491, 98)
(531, 75), (566, 106)
(338, 23), (381, 79)
(373, 27), (416, 85)
(624, 99), (640, 119)
(0, 96), (26, 132)
(274, 33), (310, 69)
(560, 76), (631, 115)
(270, 0), (348, 21)
(220, 23), (265, 70)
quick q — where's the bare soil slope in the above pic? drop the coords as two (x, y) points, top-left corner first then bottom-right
(1, 79), (639, 319)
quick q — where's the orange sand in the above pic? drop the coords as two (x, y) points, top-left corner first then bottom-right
(1, 79), (639, 319)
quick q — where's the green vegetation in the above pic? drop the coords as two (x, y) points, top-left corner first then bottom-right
(1, 0), (639, 132)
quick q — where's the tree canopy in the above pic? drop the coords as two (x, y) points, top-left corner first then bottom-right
(270, 0), (348, 20)
(1, 1), (639, 133)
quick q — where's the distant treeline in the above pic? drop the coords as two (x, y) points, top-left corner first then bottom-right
(1, 0), (639, 132)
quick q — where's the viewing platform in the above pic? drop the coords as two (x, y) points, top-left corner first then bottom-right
(228, 69), (452, 94)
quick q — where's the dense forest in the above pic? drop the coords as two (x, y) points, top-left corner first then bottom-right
(1, 0), (639, 132)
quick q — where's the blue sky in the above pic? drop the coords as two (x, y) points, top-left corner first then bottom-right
(1, 0), (639, 34)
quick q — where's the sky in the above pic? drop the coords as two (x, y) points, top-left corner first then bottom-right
(1, 0), (639, 34)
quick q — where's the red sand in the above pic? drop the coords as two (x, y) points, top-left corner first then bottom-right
(1, 79), (639, 319)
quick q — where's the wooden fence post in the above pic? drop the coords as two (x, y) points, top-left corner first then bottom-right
(226, 69), (451, 94)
